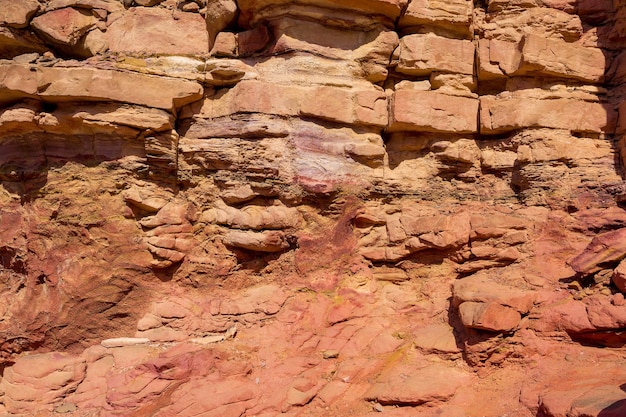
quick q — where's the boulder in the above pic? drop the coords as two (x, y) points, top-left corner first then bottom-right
(458, 301), (521, 332)
(31, 7), (96, 47)
(0, 0), (40, 28)
(570, 228), (626, 274)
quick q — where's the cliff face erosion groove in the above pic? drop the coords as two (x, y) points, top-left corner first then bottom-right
(1, 0), (626, 416)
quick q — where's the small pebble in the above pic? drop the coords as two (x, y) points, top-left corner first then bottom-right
(613, 293), (625, 306)
(322, 350), (339, 359)
(53, 403), (77, 414)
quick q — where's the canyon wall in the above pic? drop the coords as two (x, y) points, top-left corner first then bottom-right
(1, 0), (626, 416)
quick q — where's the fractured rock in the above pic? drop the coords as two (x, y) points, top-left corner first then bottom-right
(394, 33), (474, 76)
(517, 34), (606, 83)
(570, 228), (626, 274)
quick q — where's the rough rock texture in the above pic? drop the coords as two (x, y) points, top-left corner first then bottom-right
(0, 0), (626, 416)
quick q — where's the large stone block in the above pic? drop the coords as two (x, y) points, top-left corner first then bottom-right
(0, 64), (37, 102)
(480, 93), (614, 134)
(204, 80), (388, 127)
(106, 7), (209, 55)
(390, 89), (478, 133)
(238, 0), (409, 27)
(481, 8), (583, 42)
(36, 67), (203, 110)
(517, 35), (606, 83)
(394, 34), (474, 76)
(477, 39), (521, 79)
(31, 7), (96, 47)
(459, 301), (521, 332)
(399, 0), (473, 38)
(0, 0), (39, 28)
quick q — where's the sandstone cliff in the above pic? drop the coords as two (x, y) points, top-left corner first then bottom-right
(1, 0), (626, 416)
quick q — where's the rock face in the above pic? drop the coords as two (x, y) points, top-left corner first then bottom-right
(0, 0), (625, 416)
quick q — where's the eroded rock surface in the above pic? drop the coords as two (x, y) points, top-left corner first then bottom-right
(0, 0), (626, 416)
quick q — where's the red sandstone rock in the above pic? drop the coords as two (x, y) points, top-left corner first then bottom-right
(390, 89), (478, 133)
(223, 229), (290, 252)
(570, 228), (626, 274)
(480, 93), (614, 134)
(106, 7), (209, 55)
(399, 0), (473, 37)
(459, 301), (521, 332)
(1, 352), (86, 414)
(394, 33), (474, 76)
(365, 364), (470, 406)
(477, 38), (521, 79)
(238, 0), (409, 27)
(205, 80), (388, 127)
(31, 7), (96, 47)
(0, 0), (39, 28)
(0, 1), (624, 416)
(518, 34), (605, 82)
(613, 260), (626, 293)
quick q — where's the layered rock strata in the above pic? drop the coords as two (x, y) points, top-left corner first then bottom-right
(1, 0), (626, 416)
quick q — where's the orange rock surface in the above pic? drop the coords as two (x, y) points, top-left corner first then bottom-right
(0, 0), (625, 416)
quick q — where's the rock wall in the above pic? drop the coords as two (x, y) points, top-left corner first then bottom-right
(1, 0), (626, 416)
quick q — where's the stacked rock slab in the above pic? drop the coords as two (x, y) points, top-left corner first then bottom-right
(0, 0), (625, 416)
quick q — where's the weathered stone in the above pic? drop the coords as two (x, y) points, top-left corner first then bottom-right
(453, 273), (536, 313)
(477, 38), (521, 79)
(365, 364), (469, 405)
(223, 230), (291, 252)
(390, 89), (478, 133)
(106, 7), (209, 55)
(517, 34), (606, 82)
(459, 301), (521, 332)
(399, 0), (473, 37)
(394, 34), (474, 76)
(203, 80), (387, 127)
(31, 8), (96, 47)
(481, 7), (583, 42)
(36, 66), (204, 110)
(412, 324), (460, 353)
(1, 64), (202, 110)
(570, 228), (626, 274)
(0, 0), (40, 28)
(1, 353), (86, 414)
(45, 0), (124, 13)
(238, 0), (409, 27)
(480, 93), (614, 134)
(613, 260), (626, 293)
